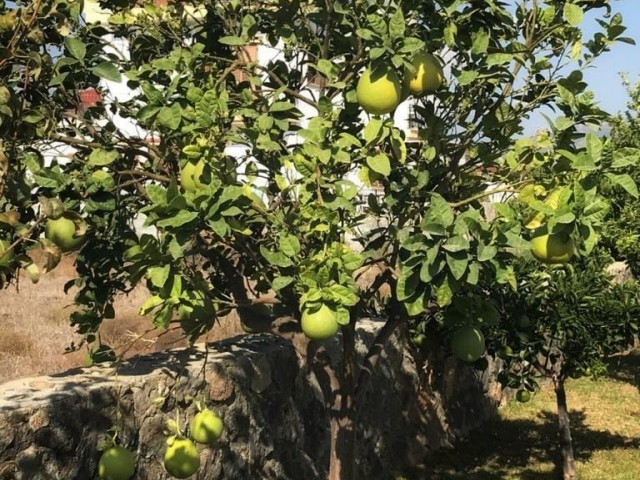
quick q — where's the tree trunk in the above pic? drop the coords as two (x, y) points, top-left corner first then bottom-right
(553, 375), (577, 480)
(328, 322), (357, 480)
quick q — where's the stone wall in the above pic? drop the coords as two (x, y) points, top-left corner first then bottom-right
(0, 320), (502, 480)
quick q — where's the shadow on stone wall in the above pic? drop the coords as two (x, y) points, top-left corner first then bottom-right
(0, 320), (501, 479)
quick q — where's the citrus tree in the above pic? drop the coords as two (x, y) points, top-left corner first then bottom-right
(0, 0), (636, 478)
(599, 76), (640, 274)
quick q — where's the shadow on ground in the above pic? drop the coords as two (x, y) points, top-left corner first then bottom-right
(416, 409), (640, 480)
(607, 349), (640, 392)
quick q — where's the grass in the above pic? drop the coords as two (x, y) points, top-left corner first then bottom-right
(419, 351), (640, 479)
(0, 251), (245, 384)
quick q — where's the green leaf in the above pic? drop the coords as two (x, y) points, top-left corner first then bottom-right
(363, 117), (383, 144)
(279, 234), (301, 257)
(442, 235), (470, 253)
(477, 243), (497, 262)
(402, 234), (428, 252)
(585, 133), (603, 163)
(91, 62), (121, 82)
(471, 29), (489, 55)
(563, 3), (584, 26)
(139, 295), (164, 315)
(606, 173), (638, 198)
(446, 251), (468, 281)
(389, 9), (405, 39)
(423, 194), (455, 229)
(328, 284), (359, 307)
(260, 245), (293, 267)
(403, 289), (427, 317)
(270, 101), (296, 112)
(88, 148), (119, 166)
(487, 53), (513, 66)
(466, 262), (480, 285)
(65, 37), (86, 62)
(612, 148), (640, 168)
(457, 70), (479, 86)
(496, 264), (517, 291)
(272, 276), (294, 291)
(153, 305), (172, 329)
(420, 246), (444, 283)
(435, 275), (453, 307)
(148, 265), (170, 288)
(157, 104), (182, 130)
(366, 153), (391, 176)
(335, 306), (351, 326)
(219, 36), (247, 46)
(397, 268), (420, 302)
(553, 212), (576, 224)
(156, 211), (199, 228)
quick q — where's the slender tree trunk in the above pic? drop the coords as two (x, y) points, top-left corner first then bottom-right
(328, 322), (357, 480)
(553, 374), (577, 480)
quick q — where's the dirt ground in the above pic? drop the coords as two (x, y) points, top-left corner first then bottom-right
(0, 251), (245, 383)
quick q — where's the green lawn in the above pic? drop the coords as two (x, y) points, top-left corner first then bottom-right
(417, 351), (640, 479)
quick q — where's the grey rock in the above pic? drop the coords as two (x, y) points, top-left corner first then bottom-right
(0, 320), (501, 479)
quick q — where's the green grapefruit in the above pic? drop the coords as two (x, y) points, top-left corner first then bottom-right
(404, 52), (444, 95)
(164, 438), (200, 479)
(516, 389), (531, 403)
(451, 325), (485, 363)
(356, 64), (402, 115)
(189, 409), (224, 445)
(531, 229), (574, 265)
(45, 215), (86, 252)
(301, 304), (339, 341)
(98, 445), (136, 480)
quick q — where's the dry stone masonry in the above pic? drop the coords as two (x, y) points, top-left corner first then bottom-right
(0, 320), (502, 479)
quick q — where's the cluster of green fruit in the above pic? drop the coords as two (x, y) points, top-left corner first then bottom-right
(356, 52), (444, 115)
(98, 409), (224, 480)
(0, 212), (86, 270)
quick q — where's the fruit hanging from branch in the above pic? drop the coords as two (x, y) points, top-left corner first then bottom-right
(530, 228), (575, 265)
(98, 445), (136, 480)
(44, 214), (87, 253)
(404, 52), (444, 96)
(356, 63), (402, 115)
(163, 437), (200, 479)
(301, 303), (340, 341)
(189, 409), (224, 445)
(451, 325), (485, 363)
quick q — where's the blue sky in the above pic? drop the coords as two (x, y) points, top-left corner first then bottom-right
(523, 0), (639, 133)
(581, 0), (640, 114)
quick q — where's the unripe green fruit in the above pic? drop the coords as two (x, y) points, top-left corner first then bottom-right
(516, 389), (531, 403)
(189, 409), (224, 445)
(404, 52), (444, 95)
(98, 446), (136, 480)
(163, 438), (200, 479)
(301, 304), (339, 341)
(45, 216), (86, 252)
(356, 64), (402, 115)
(531, 229), (574, 265)
(451, 325), (485, 363)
